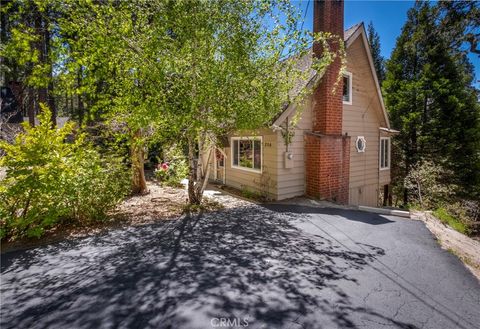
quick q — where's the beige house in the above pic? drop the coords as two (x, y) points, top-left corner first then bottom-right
(207, 1), (397, 207)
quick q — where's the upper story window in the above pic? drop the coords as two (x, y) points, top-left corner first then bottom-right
(232, 137), (262, 172)
(380, 137), (390, 170)
(343, 72), (353, 105)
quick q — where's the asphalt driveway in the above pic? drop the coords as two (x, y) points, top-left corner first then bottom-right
(1, 204), (479, 329)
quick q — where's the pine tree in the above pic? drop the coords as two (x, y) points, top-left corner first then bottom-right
(437, 0), (480, 55)
(366, 21), (385, 85)
(383, 2), (480, 204)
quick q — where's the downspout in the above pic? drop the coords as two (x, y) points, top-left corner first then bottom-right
(377, 128), (381, 207)
(286, 117), (289, 152)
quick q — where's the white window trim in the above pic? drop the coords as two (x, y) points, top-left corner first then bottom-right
(355, 136), (366, 153)
(380, 137), (390, 170)
(231, 136), (262, 173)
(343, 71), (353, 105)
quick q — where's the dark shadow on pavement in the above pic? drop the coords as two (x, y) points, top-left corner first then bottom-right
(1, 205), (416, 329)
(263, 204), (395, 225)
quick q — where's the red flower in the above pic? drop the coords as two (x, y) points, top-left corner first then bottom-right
(161, 162), (169, 171)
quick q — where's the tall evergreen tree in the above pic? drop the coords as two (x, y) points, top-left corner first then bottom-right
(1, 0), (59, 125)
(437, 0), (480, 56)
(366, 21), (385, 84)
(383, 2), (480, 204)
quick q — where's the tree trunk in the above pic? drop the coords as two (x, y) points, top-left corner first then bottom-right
(131, 130), (148, 194)
(187, 137), (201, 205)
(34, 5), (47, 110)
(27, 87), (35, 126)
(403, 150), (410, 206)
(187, 135), (213, 205)
(77, 69), (84, 125)
(45, 27), (55, 125)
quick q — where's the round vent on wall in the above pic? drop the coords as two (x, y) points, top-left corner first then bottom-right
(356, 136), (366, 153)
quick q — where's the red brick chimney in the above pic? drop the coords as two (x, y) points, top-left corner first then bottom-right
(312, 0), (344, 134)
(305, 0), (350, 204)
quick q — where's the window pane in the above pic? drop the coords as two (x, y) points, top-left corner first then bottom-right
(216, 149), (224, 167)
(253, 140), (261, 169)
(343, 76), (349, 102)
(233, 140), (239, 166)
(380, 140), (385, 168)
(239, 140), (253, 168)
(385, 140), (389, 167)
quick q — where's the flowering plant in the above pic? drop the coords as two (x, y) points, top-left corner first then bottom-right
(158, 162), (169, 171)
(154, 158), (188, 187)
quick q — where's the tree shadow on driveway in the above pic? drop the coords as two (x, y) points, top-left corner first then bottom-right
(263, 204), (395, 225)
(1, 205), (417, 329)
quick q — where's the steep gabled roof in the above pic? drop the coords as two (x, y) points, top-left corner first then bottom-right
(345, 23), (390, 128)
(344, 23), (362, 41)
(273, 23), (390, 129)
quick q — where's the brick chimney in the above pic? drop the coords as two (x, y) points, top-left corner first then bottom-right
(312, 0), (344, 134)
(305, 0), (350, 204)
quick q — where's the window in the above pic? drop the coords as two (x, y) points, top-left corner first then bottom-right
(232, 137), (262, 172)
(356, 136), (366, 152)
(216, 149), (224, 167)
(343, 72), (353, 105)
(380, 137), (390, 170)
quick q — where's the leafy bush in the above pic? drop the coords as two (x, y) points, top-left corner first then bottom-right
(0, 108), (129, 240)
(405, 162), (480, 235)
(154, 145), (188, 187)
(404, 161), (456, 209)
(438, 201), (480, 236)
(66, 149), (129, 222)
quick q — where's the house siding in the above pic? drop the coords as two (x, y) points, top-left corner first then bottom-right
(220, 129), (278, 200)
(207, 28), (392, 206)
(275, 98), (313, 200)
(343, 35), (390, 206)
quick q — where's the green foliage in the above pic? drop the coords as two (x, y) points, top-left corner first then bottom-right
(383, 2), (480, 205)
(404, 161), (456, 209)
(155, 158), (189, 188)
(433, 207), (468, 235)
(3, 0), (344, 204)
(0, 108), (129, 240)
(154, 145), (188, 187)
(54, 0), (344, 203)
(241, 187), (264, 202)
(366, 21), (385, 84)
(437, 1), (480, 55)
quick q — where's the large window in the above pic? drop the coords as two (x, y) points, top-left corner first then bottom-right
(232, 137), (262, 172)
(380, 137), (390, 170)
(343, 72), (353, 105)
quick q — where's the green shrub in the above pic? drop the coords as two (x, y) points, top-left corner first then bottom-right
(0, 108), (129, 240)
(404, 161), (456, 209)
(433, 207), (468, 235)
(66, 149), (130, 222)
(154, 144), (188, 187)
(241, 186), (264, 201)
(154, 157), (189, 187)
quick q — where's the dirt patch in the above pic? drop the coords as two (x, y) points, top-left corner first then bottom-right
(1, 182), (228, 254)
(111, 182), (187, 226)
(412, 211), (480, 280)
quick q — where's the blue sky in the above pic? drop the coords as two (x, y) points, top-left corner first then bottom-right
(296, 0), (479, 88)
